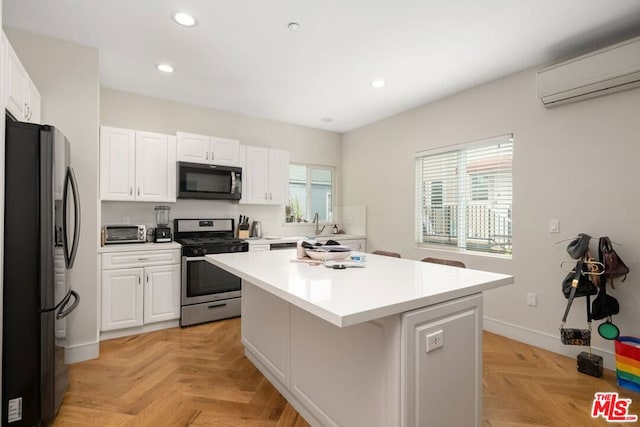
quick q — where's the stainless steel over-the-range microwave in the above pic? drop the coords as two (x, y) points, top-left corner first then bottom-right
(177, 162), (242, 200)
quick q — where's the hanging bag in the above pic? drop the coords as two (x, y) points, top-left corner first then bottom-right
(567, 233), (591, 259)
(561, 259), (598, 299)
(598, 236), (629, 289)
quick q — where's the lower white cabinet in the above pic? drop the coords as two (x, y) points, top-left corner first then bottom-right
(339, 238), (366, 252)
(242, 280), (483, 427)
(101, 249), (180, 331)
(248, 243), (270, 252)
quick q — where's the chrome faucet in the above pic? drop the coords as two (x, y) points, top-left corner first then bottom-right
(313, 212), (326, 236)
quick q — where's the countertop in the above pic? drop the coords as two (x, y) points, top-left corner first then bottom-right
(206, 249), (513, 327)
(98, 241), (182, 253)
(245, 234), (366, 245)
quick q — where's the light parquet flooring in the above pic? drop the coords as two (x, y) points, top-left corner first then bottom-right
(54, 318), (638, 426)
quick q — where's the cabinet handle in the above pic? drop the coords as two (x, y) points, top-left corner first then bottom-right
(137, 257), (150, 261)
(264, 192), (267, 200)
(211, 152), (214, 160)
(205, 152), (208, 160)
(146, 274), (149, 283)
(270, 193), (273, 200)
(129, 187), (133, 196)
(137, 188), (140, 196)
(138, 275), (141, 284)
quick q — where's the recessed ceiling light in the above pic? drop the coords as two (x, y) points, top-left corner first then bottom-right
(156, 63), (174, 73)
(288, 22), (301, 31)
(173, 12), (197, 27)
(371, 79), (386, 88)
(321, 117), (333, 122)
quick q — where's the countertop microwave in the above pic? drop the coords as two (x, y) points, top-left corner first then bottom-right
(177, 162), (242, 200)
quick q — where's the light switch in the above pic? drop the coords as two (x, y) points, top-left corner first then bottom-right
(426, 330), (444, 353)
(549, 219), (559, 233)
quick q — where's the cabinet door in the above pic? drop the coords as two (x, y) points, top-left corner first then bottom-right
(245, 146), (269, 204)
(135, 131), (176, 202)
(211, 136), (240, 166)
(268, 149), (290, 205)
(100, 126), (136, 200)
(144, 264), (181, 324)
(402, 294), (482, 427)
(177, 132), (210, 164)
(101, 267), (144, 331)
(5, 39), (27, 121)
(343, 239), (366, 252)
(26, 76), (41, 123)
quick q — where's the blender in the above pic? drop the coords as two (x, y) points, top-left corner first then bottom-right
(153, 206), (172, 242)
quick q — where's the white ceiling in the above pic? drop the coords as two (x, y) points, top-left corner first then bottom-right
(4, 1), (640, 133)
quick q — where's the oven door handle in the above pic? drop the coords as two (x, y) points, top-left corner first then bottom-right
(208, 302), (228, 309)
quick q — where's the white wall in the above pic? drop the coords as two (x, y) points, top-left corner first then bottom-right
(100, 88), (343, 237)
(341, 67), (640, 368)
(5, 27), (100, 362)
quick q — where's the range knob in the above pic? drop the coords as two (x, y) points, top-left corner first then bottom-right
(193, 247), (205, 256)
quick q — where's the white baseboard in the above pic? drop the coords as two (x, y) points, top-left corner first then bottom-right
(483, 316), (616, 371)
(65, 340), (99, 364)
(100, 320), (180, 342)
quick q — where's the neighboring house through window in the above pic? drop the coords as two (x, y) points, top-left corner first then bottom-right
(415, 134), (513, 255)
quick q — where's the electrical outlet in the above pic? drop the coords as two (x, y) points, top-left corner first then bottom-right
(549, 219), (559, 233)
(426, 330), (444, 353)
(526, 292), (537, 307)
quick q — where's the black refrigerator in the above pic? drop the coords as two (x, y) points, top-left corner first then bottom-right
(3, 119), (81, 426)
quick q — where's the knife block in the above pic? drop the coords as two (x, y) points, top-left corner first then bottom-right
(238, 224), (250, 239)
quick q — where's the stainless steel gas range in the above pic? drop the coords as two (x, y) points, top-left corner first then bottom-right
(173, 218), (248, 327)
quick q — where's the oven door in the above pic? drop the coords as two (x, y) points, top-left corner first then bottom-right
(182, 256), (241, 305)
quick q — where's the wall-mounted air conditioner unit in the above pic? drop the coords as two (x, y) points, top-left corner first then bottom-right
(537, 36), (640, 107)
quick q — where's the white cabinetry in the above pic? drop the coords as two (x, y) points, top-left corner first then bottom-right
(26, 77), (41, 124)
(242, 145), (289, 205)
(248, 243), (270, 252)
(402, 293), (482, 427)
(243, 279), (483, 427)
(4, 33), (41, 123)
(101, 249), (180, 331)
(339, 238), (366, 252)
(177, 131), (240, 166)
(100, 126), (177, 202)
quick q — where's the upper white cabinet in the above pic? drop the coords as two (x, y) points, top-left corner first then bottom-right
(100, 126), (177, 202)
(177, 131), (240, 166)
(26, 77), (41, 124)
(4, 33), (41, 123)
(242, 145), (289, 205)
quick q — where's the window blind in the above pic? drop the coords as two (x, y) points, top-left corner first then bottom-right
(415, 134), (513, 255)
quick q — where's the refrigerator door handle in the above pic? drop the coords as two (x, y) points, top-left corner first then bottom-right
(56, 290), (80, 320)
(62, 166), (81, 268)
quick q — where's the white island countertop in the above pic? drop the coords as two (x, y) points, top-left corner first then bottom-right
(206, 249), (513, 327)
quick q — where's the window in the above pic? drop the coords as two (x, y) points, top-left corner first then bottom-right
(415, 134), (513, 255)
(285, 164), (334, 223)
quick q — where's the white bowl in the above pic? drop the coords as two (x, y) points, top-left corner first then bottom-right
(305, 249), (351, 261)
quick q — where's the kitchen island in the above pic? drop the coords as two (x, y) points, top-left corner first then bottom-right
(206, 250), (513, 427)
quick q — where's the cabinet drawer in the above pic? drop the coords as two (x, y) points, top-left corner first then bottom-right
(102, 249), (180, 270)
